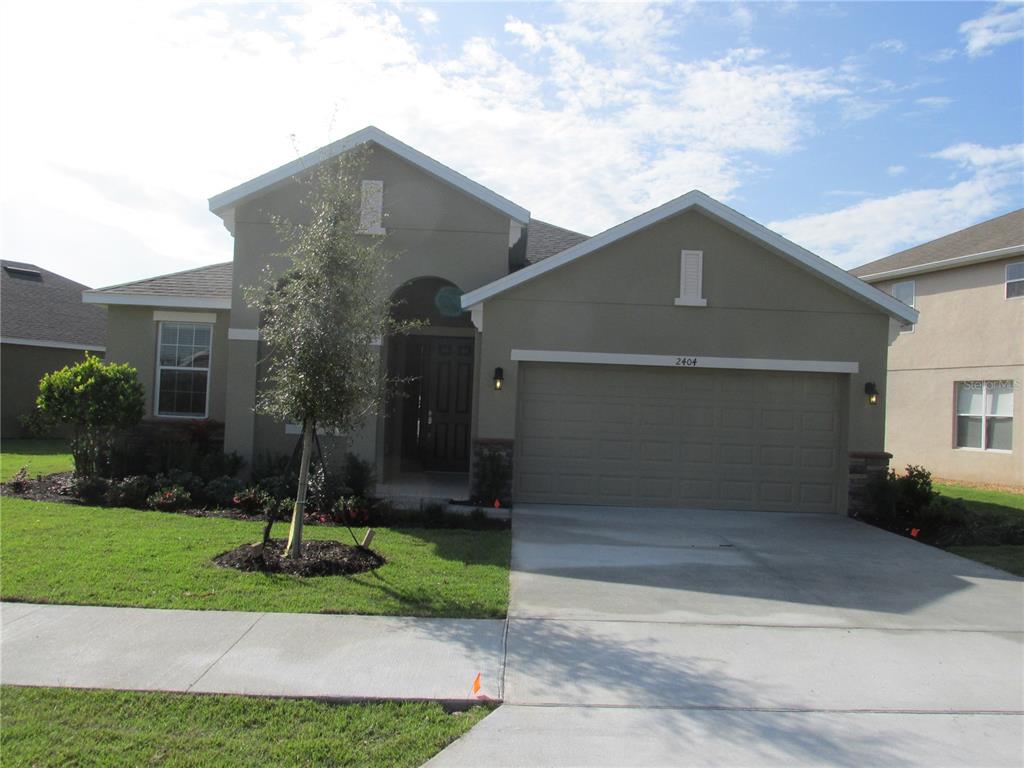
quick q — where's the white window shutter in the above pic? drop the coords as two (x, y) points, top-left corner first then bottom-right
(359, 180), (385, 234)
(676, 249), (706, 306)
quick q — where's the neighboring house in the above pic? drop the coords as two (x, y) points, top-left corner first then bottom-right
(852, 210), (1023, 487)
(84, 126), (915, 514)
(1, 261), (107, 438)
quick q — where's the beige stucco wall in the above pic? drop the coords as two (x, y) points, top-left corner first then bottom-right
(0, 344), (95, 438)
(223, 144), (515, 468)
(475, 209), (891, 456)
(104, 305), (230, 424)
(872, 258), (1023, 485)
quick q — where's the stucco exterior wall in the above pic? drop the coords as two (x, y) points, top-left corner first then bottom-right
(475, 209), (891, 453)
(873, 258), (1023, 485)
(104, 305), (230, 424)
(223, 144), (514, 467)
(0, 344), (94, 438)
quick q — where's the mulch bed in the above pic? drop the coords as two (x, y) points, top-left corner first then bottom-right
(213, 538), (385, 577)
(1, 471), (76, 503)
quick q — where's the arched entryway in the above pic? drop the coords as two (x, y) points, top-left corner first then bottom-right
(380, 277), (475, 483)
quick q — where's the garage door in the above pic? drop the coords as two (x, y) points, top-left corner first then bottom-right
(515, 364), (844, 513)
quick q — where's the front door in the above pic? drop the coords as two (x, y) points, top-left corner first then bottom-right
(401, 336), (473, 471)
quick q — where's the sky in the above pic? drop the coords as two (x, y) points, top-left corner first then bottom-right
(1, 1), (1022, 289)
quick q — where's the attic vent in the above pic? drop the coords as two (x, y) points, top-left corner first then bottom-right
(357, 180), (385, 236)
(3, 265), (42, 280)
(674, 250), (707, 307)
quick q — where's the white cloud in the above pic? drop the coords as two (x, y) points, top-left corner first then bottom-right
(417, 7), (439, 27)
(872, 39), (907, 54)
(915, 96), (953, 110)
(886, 165), (906, 176)
(923, 47), (957, 62)
(770, 142), (1024, 267)
(960, 3), (1024, 57)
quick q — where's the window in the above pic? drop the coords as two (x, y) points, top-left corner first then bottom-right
(1007, 261), (1024, 299)
(889, 280), (915, 332)
(956, 380), (1014, 451)
(156, 322), (211, 418)
(358, 179), (385, 235)
(674, 249), (706, 306)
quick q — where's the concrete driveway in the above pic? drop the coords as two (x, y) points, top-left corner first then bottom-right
(429, 504), (1024, 767)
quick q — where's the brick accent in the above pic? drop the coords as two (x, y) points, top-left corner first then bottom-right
(471, 438), (514, 506)
(848, 451), (892, 518)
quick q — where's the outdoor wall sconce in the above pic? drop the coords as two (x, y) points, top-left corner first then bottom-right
(493, 367), (504, 391)
(865, 382), (880, 405)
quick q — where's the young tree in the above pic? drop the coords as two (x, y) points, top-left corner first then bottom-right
(245, 149), (417, 559)
(36, 353), (145, 478)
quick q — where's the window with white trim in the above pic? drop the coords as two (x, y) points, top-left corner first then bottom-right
(674, 249), (706, 306)
(156, 322), (212, 418)
(955, 380), (1013, 451)
(889, 280), (915, 332)
(1007, 261), (1024, 299)
(358, 179), (385, 235)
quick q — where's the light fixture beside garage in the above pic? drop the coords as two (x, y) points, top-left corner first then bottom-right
(494, 367), (504, 391)
(865, 382), (880, 405)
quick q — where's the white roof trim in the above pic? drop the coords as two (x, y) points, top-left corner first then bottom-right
(856, 244), (1024, 282)
(82, 291), (231, 310)
(461, 190), (918, 325)
(208, 126), (530, 226)
(1, 337), (106, 353)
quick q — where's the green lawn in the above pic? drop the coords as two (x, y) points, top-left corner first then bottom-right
(0, 498), (509, 618)
(0, 439), (72, 481)
(0, 686), (490, 768)
(935, 482), (1024, 577)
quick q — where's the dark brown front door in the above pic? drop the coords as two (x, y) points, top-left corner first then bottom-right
(401, 336), (473, 471)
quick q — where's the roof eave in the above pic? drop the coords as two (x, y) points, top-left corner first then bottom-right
(208, 126), (530, 229)
(82, 291), (231, 310)
(462, 190), (919, 325)
(856, 244), (1024, 283)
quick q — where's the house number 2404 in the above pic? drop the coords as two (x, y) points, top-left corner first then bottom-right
(674, 357), (699, 367)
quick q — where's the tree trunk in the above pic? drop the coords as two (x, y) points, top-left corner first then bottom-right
(285, 418), (314, 559)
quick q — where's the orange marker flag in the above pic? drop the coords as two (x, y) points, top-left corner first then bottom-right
(472, 673), (481, 695)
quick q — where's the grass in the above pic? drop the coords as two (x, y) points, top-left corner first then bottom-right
(934, 482), (1024, 577)
(0, 498), (510, 618)
(0, 686), (490, 767)
(0, 439), (72, 481)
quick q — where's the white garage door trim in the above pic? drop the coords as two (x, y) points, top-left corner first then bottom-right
(511, 349), (858, 374)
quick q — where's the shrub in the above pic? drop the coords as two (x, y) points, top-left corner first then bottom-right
(36, 354), (144, 478)
(17, 407), (53, 438)
(5, 467), (31, 494)
(204, 475), (245, 509)
(864, 464), (937, 531)
(154, 470), (206, 505)
(233, 487), (272, 516)
(147, 485), (192, 511)
(257, 473), (298, 502)
(334, 495), (371, 526)
(342, 453), (375, 498)
(307, 464), (345, 515)
(196, 450), (244, 483)
(105, 475), (156, 509)
(472, 449), (511, 506)
(72, 475), (110, 505)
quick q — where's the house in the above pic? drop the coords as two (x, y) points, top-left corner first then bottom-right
(851, 210), (1023, 487)
(83, 126), (915, 514)
(1, 261), (107, 438)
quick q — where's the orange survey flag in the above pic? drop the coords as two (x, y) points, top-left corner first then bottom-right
(472, 673), (481, 695)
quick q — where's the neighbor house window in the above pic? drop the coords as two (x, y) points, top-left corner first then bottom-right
(358, 179), (385, 235)
(674, 249), (706, 306)
(889, 280), (915, 332)
(156, 322), (211, 418)
(956, 380), (1013, 451)
(1007, 261), (1024, 299)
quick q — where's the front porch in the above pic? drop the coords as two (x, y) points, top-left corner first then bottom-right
(375, 471), (470, 507)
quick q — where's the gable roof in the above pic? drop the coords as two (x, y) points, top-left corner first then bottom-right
(461, 190), (918, 324)
(851, 208), (1024, 282)
(527, 219), (590, 264)
(83, 262), (232, 309)
(209, 126), (530, 232)
(1, 261), (107, 350)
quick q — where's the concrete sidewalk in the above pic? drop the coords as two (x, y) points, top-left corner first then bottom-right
(0, 602), (505, 702)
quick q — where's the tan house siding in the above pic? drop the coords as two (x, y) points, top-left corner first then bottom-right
(873, 257), (1024, 485)
(223, 144), (515, 467)
(0, 344), (95, 438)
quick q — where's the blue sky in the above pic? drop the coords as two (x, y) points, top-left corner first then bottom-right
(1, 1), (1021, 288)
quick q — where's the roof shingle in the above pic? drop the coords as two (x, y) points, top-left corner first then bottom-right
(527, 219), (589, 264)
(92, 262), (233, 301)
(1, 261), (107, 347)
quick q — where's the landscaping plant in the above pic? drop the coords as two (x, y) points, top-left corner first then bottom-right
(35, 354), (144, 478)
(244, 147), (419, 558)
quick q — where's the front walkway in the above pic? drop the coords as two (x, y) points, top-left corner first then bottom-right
(1, 603), (504, 702)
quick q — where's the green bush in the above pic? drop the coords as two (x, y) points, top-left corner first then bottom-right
(343, 453), (375, 498)
(36, 354), (144, 478)
(154, 470), (205, 504)
(105, 475), (156, 509)
(204, 475), (245, 508)
(71, 475), (110, 505)
(146, 485), (192, 511)
(233, 486), (272, 516)
(472, 449), (511, 506)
